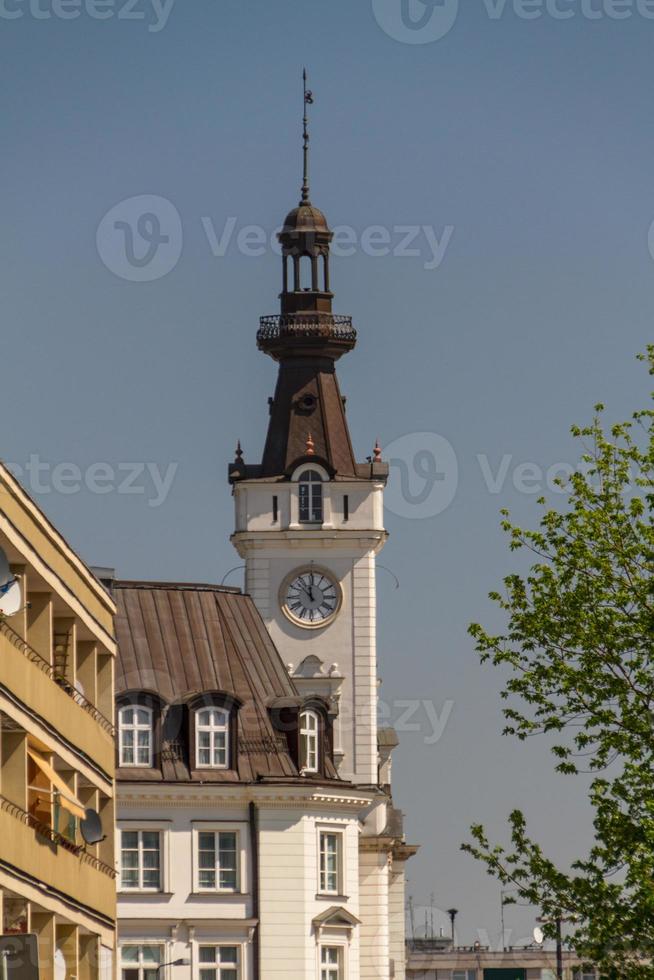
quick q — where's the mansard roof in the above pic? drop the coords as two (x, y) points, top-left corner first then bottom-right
(113, 580), (339, 783)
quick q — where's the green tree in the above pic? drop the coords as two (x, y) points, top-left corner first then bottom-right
(463, 349), (654, 978)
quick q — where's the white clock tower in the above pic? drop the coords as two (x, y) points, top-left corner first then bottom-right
(228, 107), (388, 787)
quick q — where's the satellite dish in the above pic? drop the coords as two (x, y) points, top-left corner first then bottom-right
(54, 949), (66, 980)
(0, 547), (21, 616)
(80, 808), (104, 845)
(533, 926), (544, 945)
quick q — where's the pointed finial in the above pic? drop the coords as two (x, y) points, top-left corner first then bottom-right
(301, 68), (314, 205)
(235, 440), (243, 462)
(306, 433), (315, 456)
(374, 439), (382, 463)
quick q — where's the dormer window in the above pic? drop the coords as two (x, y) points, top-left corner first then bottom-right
(196, 707), (229, 769)
(119, 706), (153, 767)
(299, 709), (319, 773)
(299, 470), (323, 523)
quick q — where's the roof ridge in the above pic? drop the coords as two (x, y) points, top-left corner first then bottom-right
(113, 580), (242, 594)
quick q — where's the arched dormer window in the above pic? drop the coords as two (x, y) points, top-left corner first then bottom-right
(195, 706), (230, 769)
(119, 705), (154, 767)
(299, 470), (323, 524)
(299, 708), (319, 773)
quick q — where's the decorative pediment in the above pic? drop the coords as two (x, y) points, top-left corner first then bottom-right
(294, 654), (325, 678)
(312, 906), (361, 937)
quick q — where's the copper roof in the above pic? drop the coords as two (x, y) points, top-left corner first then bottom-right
(114, 581), (338, 783)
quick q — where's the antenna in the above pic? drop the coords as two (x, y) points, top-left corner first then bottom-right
(301, 68), (314, 204)
(533, 926), (544, 945)
(0, 548), (21, 617)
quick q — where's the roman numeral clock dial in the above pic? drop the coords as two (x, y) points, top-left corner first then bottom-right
(280, 567), (342, 629)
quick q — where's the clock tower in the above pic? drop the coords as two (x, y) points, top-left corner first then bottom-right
(229, 82), (388, 786)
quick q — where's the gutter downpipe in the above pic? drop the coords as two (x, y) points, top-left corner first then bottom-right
(249, 801), (261, 980)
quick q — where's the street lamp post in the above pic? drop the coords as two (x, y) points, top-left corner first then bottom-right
(156, 959), (190, 979)
(536, 915), (564, 980)
(446, 908), (458, 943)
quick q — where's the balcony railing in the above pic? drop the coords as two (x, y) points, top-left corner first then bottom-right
(257, 314), (357, 344)
(0, 795), (116, 878)
(0, 619), (115, 736)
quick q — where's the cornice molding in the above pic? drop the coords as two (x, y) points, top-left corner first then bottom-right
(118, 787), (373, 812)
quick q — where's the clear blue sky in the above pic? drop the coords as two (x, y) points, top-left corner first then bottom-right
(3, 0), (654, 944)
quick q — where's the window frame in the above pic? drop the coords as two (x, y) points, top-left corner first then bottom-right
(118, 704), (154, 768)
(196, 944), (241, 980)
(317, 828), (345, 897)
(319, 945), (344, 980)
(298, 469), (324, 524)
(119, 944), (165, 980)
(119, 828), (163, 893)
(195, 706), (230, 770)
(299, 708), (320, 774)
(192, 822), (248, 895)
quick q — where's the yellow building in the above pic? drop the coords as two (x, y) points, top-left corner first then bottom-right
(0, 462), (117, 979)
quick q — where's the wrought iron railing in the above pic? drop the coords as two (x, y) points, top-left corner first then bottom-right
(0, 795), (116, 878)
(0, 619), (115, 735)
(257, 314), (356, 343)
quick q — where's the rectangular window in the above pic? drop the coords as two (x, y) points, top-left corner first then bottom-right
(343, 495), (349, 521)
(198, 946), (239, 980)
(319, 831), (341, 895)
(299, 472), (323, 523)
(272, 495), (278, 523)
(320, 947), (342, 980)
(120, 830), (161, 891)
(195, 708), (229, 769)
(197, 831), (238, 891)
(300, 710), (319, 773)
(120, 945), (162, 980)
(119, 706), (153, 767)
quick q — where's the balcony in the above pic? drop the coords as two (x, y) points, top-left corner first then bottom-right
(0, 623), (114, 776)
(0, 795), (115, 923)
(257, 314), (357, 360)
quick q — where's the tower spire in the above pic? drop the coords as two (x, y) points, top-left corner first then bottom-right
(301, 68), (313, 204)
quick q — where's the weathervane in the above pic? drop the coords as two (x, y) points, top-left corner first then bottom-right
(301, 68), (314, 204)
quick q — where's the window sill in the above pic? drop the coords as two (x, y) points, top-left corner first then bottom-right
(316, 893), (349, 903)
(189, 891), (249, 899)
(118, 891), (173, 898)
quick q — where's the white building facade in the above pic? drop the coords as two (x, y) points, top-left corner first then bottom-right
(114, 140), (416, 980)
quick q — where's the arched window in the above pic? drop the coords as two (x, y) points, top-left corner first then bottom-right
(322, 253), (330, 292)
(299, 709), (319, 773)
(299, 254), (312, 290)
(119, 705), (153, 767)
(299, 470), (323, 524)
(195, 707), (229, 769)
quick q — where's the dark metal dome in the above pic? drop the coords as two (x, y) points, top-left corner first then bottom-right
(281, 203), (330, 234)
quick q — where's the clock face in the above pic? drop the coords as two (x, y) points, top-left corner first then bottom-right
(281, 568), (341, 628)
